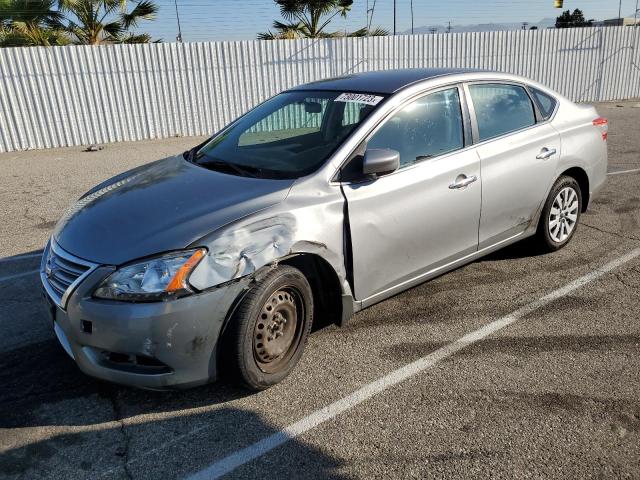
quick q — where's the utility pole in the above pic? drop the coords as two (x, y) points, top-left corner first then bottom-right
(522, 22), (529, 30)
(174, 0), (183, 42)
(366, 0), (369, 35)
(446, 21), (452, 33)
(410, 0), (414, 34)
(429, 27), (437, 34)
(618, 0), (623, 25)
(393, 0), (397, 35)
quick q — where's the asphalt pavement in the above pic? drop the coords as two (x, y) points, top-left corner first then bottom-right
(1, 100), (639, 479)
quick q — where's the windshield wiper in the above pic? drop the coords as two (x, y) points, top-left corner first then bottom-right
(195, 157), (263, 178)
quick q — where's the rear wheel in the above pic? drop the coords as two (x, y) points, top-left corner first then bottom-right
(222, 265), (313, 390)
(534, 175), (582, 252)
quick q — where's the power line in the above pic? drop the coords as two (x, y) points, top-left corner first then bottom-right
(367, 0), (378, 33)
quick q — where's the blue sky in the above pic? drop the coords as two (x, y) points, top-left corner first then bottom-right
(144, 0), (640, 42)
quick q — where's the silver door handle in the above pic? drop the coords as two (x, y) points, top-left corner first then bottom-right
(449, 174), (477, 189)
(536, 147), (557, 160)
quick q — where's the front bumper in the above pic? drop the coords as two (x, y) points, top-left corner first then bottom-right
(42, 257), (248, 390)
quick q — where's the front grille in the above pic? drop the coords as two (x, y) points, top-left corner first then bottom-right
(41, 240), (97, 309)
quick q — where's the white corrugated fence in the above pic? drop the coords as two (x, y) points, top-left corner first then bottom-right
(0, 26), (639, 152)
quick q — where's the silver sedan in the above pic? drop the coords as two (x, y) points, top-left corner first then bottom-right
(41, 69), (608, 390)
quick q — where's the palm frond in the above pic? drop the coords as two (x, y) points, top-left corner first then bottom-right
(0, 30), (31, 46)
(360, 26), (388, 36)
(346, 27), (367, 37)
(58, 0), (158, 45)
(336, 0), (352, 17)
(121, 0), (157, 29)
(103, 20), (123, 38)
(257, 30), (278, 40)
(118, 32), (151, 43)
(0, 0), (70, 46)
(272, 20), (303, 31)
(258, 22), (304, 40)
(275, 0), (304, 21)
(271, 0), (354, 38)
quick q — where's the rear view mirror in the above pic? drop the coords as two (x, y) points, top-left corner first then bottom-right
(363, 149), (400, 176)
(303, 101), (322, 114)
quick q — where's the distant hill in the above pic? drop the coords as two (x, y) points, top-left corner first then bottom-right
(403, 18), (557, 34)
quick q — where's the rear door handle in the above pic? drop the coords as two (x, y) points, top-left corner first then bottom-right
(449, 174), (477, 189)
(536, 147), (557, 160)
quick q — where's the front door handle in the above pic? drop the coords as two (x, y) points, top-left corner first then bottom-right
(536, 147), (557, 160)
(449, 174), (477, 189)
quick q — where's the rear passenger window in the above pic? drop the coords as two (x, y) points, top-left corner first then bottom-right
(530, 88), (557, 120)
(469, 84), (536, 141)
(367, 88), (464, 168)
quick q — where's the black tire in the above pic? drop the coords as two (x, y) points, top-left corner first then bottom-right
(534, 175), (582, 252)
(221, 265), (313, 391)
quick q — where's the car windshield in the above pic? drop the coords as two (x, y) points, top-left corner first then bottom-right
(191, 90), (385, 179)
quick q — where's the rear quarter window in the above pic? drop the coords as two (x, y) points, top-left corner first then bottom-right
(530, 88), (558, 120)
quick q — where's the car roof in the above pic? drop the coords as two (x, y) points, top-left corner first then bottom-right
(288, 68), (482, 95)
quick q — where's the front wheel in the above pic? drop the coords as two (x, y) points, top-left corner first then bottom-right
(221, 265), (313, 391)
(534, 175), (582, 252)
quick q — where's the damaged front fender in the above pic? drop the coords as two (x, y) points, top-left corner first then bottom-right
(188, 214), (297, 290)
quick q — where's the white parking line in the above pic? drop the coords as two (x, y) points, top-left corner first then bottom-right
(608, 168), (640, 175)
(0, 269), (39, 283)
(185, 247), (640, 480)
(0, 252), (42, 264)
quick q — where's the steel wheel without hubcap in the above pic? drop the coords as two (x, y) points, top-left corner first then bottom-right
(253, 287), (304, 374)
(548, 186), (579, 243)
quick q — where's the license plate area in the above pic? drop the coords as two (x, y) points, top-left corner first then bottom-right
(43, 289), (57, 323)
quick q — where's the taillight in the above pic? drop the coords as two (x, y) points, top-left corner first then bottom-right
(593, 117), (608, 141)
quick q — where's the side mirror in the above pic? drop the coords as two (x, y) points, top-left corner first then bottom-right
(363, 148), (400, 176)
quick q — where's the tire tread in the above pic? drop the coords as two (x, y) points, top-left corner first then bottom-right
(221, 265), (313, 390)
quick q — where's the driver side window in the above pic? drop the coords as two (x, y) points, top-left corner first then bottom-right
(367, 88), (464, 169)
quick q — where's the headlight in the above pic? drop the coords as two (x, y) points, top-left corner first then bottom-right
(93, 249), (206, 301)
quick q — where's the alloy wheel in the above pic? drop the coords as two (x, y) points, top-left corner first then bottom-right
(548, 186), (579, 243)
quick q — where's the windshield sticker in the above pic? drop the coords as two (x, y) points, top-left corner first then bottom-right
(335, 93), (384, 106)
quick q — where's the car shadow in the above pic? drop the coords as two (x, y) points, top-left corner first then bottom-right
(0, 268), (347, 478)
(0, 405), (348, 479)
(0, 336), (254, 430)
(0, 249), (43, 279)
(0, 249), (43, 263)
(477, 237), (547, 262)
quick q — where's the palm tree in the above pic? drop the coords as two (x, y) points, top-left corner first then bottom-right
(343, 26), (388, 37)
(59, 0), (158, 45)
(258, 0), (353, 39)
(0, 0), (68, 46)
(257, 20), (304, 40)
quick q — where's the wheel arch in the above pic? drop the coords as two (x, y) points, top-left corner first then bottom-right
(279, 253), (347, 330)
(559, 166), (590, 212)
(217, 252), (349, 347)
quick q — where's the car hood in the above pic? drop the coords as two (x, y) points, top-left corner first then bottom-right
(53, 156), (294, 265)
